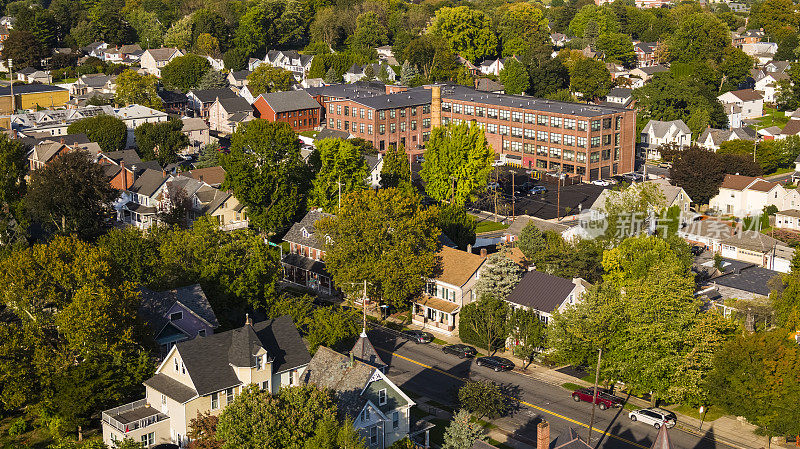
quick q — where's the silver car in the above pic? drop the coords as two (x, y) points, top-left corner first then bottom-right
(628, 408), (677, 429)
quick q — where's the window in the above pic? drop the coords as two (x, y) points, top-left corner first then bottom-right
(511, 111), (522, 122)
(452, 118), (462, 125)
(261, 381), (269, 391)
(411, 120), (417, 130)
(603, 134), (612, 146)
(603, 117), (612, 129)
(360, 108), (365, 119)
(328, 105), (334, 114)
(464, 105), (474, 115)
(443, 116), (450, 126)
(255, 355), (263, 370)
(198, 329), (206, 337)
(524, 143), (535, 154)
(423, 131), (430, 141)
(141, 432), (155, 447)
(328, 118), (334, 127)
(524, 128), (534, 139)
(510, 141), (523, 152)
(390, 123), (396, 133)
(563, 134), (575, 146)
(393, 411), (400, 429)
(344, 121), (349, 131)
(378, 388), (387, 405)
(379, 124), (385, 135)
(590, 151), (600, 163)
(563, 150), (575, 161)
(336, 105), (341, 115)
(614, 133), (620, 146)
(170, 312), (181, 324)
(577, 136), (587, 148)
(511, 127), (522, 137)
(476, 107), (486, 117)
(536, 159), (547, 168)
(591, 120), (601, 131)
(289, 369), (296, 385)
(174, 358), (179, 372)
(400, 108), (406, 117)
(537, 130), (548, 141)
(591, 136), (601, 148)
(488, 109), (498, 119)
(615, 116), (623, 130)
(336, 120), (341, 129)
(422, 105), (430, 114)
(564, 118), (575, 130)
(211, 392), (219, 410)
(538, 115), (548, 126)
(361, 408), (370, 422)
(369, 426), (378, 445)
(411, 106), (417, 116)
(379, 110), (386, 120)
(344, 105), (349, 116)
(226, 388), (234, 404)
(550, 147), (561, 158)
(422, 118), (430, 128)
(368, 110), (373, 120)
(577, 120), (588, 131)
(537, 145), (547, 156)
(602, 148), (611, 160)
(499, 125), (509, 136)
(360, 123), (365, 133)
(549, 161), (561, 171)
(550, 133), (561, 144)
(400, 121), (406, 132)
(161, 394), (166, 405)
(390, 109), (396, 119)
(525, 113), (535, 124)
(368, 124), (373, 135)
(551, 116), (562, 128)
(487, 123), (498, 134)
(442, 102), (451, 112)
(577, 151), (587, 163)
(452, 103), (462, 114)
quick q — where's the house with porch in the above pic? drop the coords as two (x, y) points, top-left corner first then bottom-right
(101, 315), (311, 448)
(139, 284), (219, 356)
(411, 246), (486, 336)
(303, 346), (420, 449)
(505, 270), (590, 326)
(207, 96), (254, 134)
(282, 209), (337, 296)
(640, 119), (691, 160)
(717, 89), (764, 119)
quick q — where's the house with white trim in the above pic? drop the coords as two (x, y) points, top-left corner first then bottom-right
(717, 89), (764, 119)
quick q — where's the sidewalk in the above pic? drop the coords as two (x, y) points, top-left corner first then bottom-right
(395, 318), (785, 449)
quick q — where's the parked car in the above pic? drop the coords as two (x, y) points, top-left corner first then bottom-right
(442, 344), (477, 359)
(475, 356), (515, 372)
(492, 159), (505, 167)
(515, 181), (534, 194)
(529, 185), (547, 194)
(402, 330), (433, 344)
(658, 162), (672, 169)
(628, 408), (677, 429)
(591, 179), (612, 186)
(690, 245), (705, 256)
(571, 388), (624, 410)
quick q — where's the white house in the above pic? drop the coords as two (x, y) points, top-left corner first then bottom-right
(775, 209), (800, 231)
(365, 154), (384, 188)
(708, 174), (787, 216)
(640, 119), (691, 159)
(116, 104), (169, 147)
(717, 89), (764, 119)
(724, 103), (743, 129)
(139, 48), (184, 77)
(696, 127), (756, 151)
(754, 72), (788, 103)
(251, 50), (314, 81)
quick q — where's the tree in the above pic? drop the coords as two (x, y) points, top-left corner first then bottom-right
(188, 412), (222, 449)
(315, 188), (441, 309)
(195, 33), (221, 57)
(0, 236), (151, 434)
(509, 307), (546, 364)
(668, 13), (730, 63)
(224, 48), (249, 71)
(305, 306), (361, 353)
(775, 33), (799, 61)
(669, 145), (728, 205)
(324, 66), (341, 83)
(568, 5), (620, 37)
(497, 2), (549, 52)
(247, 65), (296, 96)
(25, 151), (118, 241)
(114, 69), (163, 109)
(771, 251), (800, 328)
(459, 294), (509, 352)
(164, 15), (194, 50)
(161, 54), (212, 92)
(569, 58), (613, 101)
(400, 61), (419, 86)
(348, 12), (388, 51)
(198, 69), (229, 90)
(387, 438), (417, 449)
(707, 331), (800, 437)
(498, 59), (530, 95)
(67, 115), (127, 153)
(633, 72), (728, 134)
(221, 120), (308, 232)
(2, 30), (47, 69)
(428, 6), (498, 63)
(750, 0), (800, 40)
(134, 119), (189, 166)
(310, 138), (368, 212)
(0, 134), (28, 247)
(458, 380), (506, 419)
(596, 32), (637, 67)
(421, 123), (494, 206)
(719, 47), (755, 90)
(379, 144), (412, 193)
(517, 223), (547, 261)
(441, 410), (486, 449)
(529, 58), (570, 97)
(197, 142), (222, 168)
(216, 385), (364, 449)
(436, 205), (476, 251)
(127, 8), (165, 49)
(475, 251), (523, 299)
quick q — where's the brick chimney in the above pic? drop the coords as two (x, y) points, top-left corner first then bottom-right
(537, 421), (550, 449)
(120, 160), (127, 190)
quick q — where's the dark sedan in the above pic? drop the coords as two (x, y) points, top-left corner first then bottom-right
(475, 356), (515, 372)
(402, 330), (434, 344)
(442, 344), (477, 358)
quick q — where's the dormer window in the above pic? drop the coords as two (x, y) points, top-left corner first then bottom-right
(301, 228), (309, 238)
(378, 388), (387, 405)
(170, 312), (182, 321)
(255, 355), (263, 370)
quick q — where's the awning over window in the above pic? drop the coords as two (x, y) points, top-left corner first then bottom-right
(416, 295), (459, 314)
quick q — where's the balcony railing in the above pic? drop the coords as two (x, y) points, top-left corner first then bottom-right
(102, 399), (168, 434)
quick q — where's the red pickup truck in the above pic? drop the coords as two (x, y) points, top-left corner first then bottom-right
(571, 388), (624, 410)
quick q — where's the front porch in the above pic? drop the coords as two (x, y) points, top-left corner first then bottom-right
(119, 202), (157, 229)
(281, 252), (337, 296)
(412, 296), (459, 335)
(101, 399), (170, 448)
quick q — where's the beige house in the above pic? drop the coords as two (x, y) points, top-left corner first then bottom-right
(140, 48), (184, 77)
(412, 247), (486, 335)
(181, 117), (210, 152)
(101, 316), (311, 448)
(708, 174), (787, 216)
(207, 96), (254, 134)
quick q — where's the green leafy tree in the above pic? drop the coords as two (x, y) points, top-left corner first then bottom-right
(459, 294), (509, 352)
(134, 119), (189, 166)
(400, 61), (419, 86)
(25, 151), (118, 241)
(387, 438), (417, 449)
(458, 380), (507, 419)
(750, 0), (799, 40)
(247, 65), (296, 96)
(324, 66), (341, 83)
(198, 69), (229, 90)
(127, 8), (165, 49)
(421, 123), (494, 206)
(668, 12), (730, 63)
(224, 48), (249, 71)
(517, 222), (547, 261)
(161, 54), (212, 92)
(568, 5), (620, 37)
(164, 15), (194, 50)
(221, 120), (308, 232)
(633, 72), (728, 134)
(305, 306), (361, 353)
(569, 57), (613, 101)
(310, 138), (369, 212)
(0, 134), (28, 247)
(498, 59), (530, 95)
(509, 307), (546, 364)
(197, 142), (222, 168)
(529, 58), (570, 97)
(67, 115), (127, 152)
(195, 33), (221, 57)
(475, 251), (523, 299)
(348, 11), (388, 51)
(379, 144), (412, 193)
(436, 205), (476, 251)
(771, 251), (800, 328)
(497, 3), (549, 53)
(775, 33), (799, 61)
(596, 32), (637, 67)
(114, 69), (163, 109)
(441, 409), (486, 449)
(428, 6), (498, 63)
(1, 30), (47, 69)
(719, 47), (755, 90)
(315, 188), (441, 309)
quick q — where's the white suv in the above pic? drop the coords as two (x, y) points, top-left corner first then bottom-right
(628, 408), (677, 429)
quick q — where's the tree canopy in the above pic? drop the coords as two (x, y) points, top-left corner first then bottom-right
(161, 53), (212, 92)
(115, 69), (164, 109)
(428, 6), (498, 63)
(134, 119), (190, 166)
(310, 138), (368, 212)
(247, 65), (296, 96)
(66, 115), (128, 153)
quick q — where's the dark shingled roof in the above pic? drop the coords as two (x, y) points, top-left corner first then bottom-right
(103, 149), (142, 166)
(175, 315), (310, 396)
(315, 127), (351, 141)
(712, 265), (778, 297)
(143, 373), (198, 403)
(190, 88), (237, 104)
(552, 428), (592, 449)
(350, 331), (386, 370)
(127, 168), (168, 197)
(217, 96), (253, 114)
(0, 84), (67, 96)
(302, 346), (377, 418)
(139, 284), (220, 337)
(283, 209), (334, 250)
(258, 90), (321, 113)
(505, 270), (577, 313)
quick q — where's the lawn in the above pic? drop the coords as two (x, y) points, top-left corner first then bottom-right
(767, 167), (794, 176)
(475, 220), (509, 234)
(299, 130), (318, 138)
(758, 107), (789, 128)
(669, 404), (725, 422)
(561, 382), (582, 391)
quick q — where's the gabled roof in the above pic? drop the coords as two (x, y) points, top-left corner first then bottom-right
(181, 117), (208, 133)
(187, 166), (225, 187)
(283, 209), (334, 250)
(642, 119), (691, 139)
(722, 89), (763, 102)
(719, 174), (759, 191)
(216, 96), (252, 114)
(435, 246), (486, 287)
(552, 428), (592, 449)
(364, 154), (381, 172)
(29, 140), (68, 163)
(749, 179), (779, 192)
(169, 316), (310, 396)
(139, 284), (220, 336)
(128, 168), (168, 198)
(351, 330), (387, 370)
(189, 88), (237, 104)
(782, 119), (800, 136)
(229, 69), (251, 81)
(650, 423), (674, 449)
(102, 149), (142, 166)
(257, 90), (320, 113)
(143, 373), (198, 403)
(158, 89), (188, 104)
(474, 78), (504, 92)
(316, 127), (351, 141)
(144, 47), (180, 62)
(504, 215), (569, 238)
(505, 270), (578, 313)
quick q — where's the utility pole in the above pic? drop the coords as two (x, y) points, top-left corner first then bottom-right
(556, 174), (562, 222)
(587, 348), (603, 446)
(494, 167), (499, 222)
(362, 279), (367, 331)
(511, 170), (516, 219)
(337, 177), (342, 211)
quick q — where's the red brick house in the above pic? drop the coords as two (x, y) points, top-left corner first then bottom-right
(252, 90), (321, 132)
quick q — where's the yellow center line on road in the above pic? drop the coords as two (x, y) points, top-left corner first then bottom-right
(380, 349), (650, 449)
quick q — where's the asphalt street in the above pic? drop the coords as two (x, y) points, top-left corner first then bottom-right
(366, 327), (738, 449)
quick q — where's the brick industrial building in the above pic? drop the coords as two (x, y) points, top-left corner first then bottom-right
(252, 90), (322, 132)
(319, 84), (635, 180)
